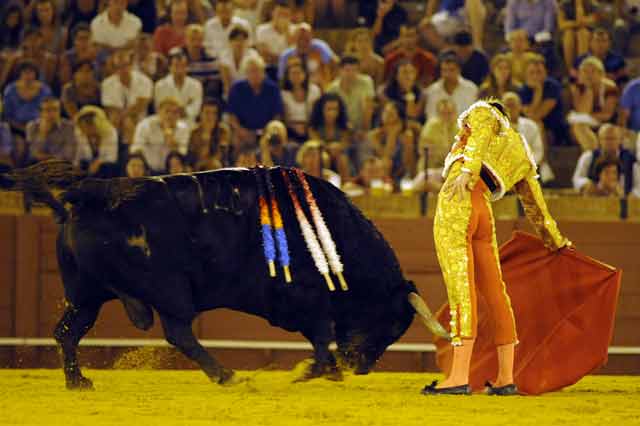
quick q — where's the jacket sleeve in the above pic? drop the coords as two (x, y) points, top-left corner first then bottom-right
(514, 175), (570, 250)
(460, 106), (499, 187)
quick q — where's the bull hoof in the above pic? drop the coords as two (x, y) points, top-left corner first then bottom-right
(325, 366), (344, 382)
(66, 376), (94, 390)
(294, 362), (342, 383)
(217, 368), (235, 385)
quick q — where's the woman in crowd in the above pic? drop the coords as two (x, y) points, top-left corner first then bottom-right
(29, 0), (66, 55)
(281, 62), (322, 143)
(188, 98), (232, 170)
(379, 60), (425, 124)
(74, 105), (119, 177)
(478, 54), (521, 99)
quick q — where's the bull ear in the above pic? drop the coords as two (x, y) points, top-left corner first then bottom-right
(408, 292), (451, 340)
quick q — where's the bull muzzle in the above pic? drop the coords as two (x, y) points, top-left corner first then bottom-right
(408, 292), (451, 340)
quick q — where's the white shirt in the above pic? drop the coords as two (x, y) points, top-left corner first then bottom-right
(90, 11), (142, 49)
(74, 125), (119, 166)
(424, 76), (479, 120)
(517, 116), (543, 164)
(220, 47), (261, 83)
(101, 71), (153, 113)
(256, 22), (291, 58)
(282, 84), (321, 124)
(203, 16), (254, 58)
(154, 74), (204, 123)
(130, 115), (190, 172)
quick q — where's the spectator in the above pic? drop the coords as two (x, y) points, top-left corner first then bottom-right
(613, 0), (640, 55)
(0, 119), (14, 167)
(101, 49), (153, 131)
(277, 23), (339, 89)
(0, 28), (58, 89)
(73, 105), (119, 177)
(580, 156), (624, 197)
(0, 2), (26, 53)
(234, 0), (268, 30)
(479, 53), (521, 99)
(188, 98), (232, 170)
(505, 0), (557, 42)
(59, 23), (103, 86)
(424, 51), (478, 120)
(227, 56), (284, 150)
(26, 96), (77, 163)
(64, 0), (99, 43)
(130, 97), (190, 174)
(220, 26), (262, 96)
(502, 91), (555, 183)
(2, 61), (52, 136)
(132, 33), (168, 82)
(568, 56), (619, 151)
(504, 28), (535, 84)
(153, 0), (188, 57)
(256, 0), (293, 76)
(28, 0), (66, 55)
(296, 140), (341, 187)
(166, 151), (190, 174)
(573, 27), (628, 87)
(308, 92), (353, 180)
(125, 151), (150, 177)
(313, 0), (348, 28)
(280, 62), (321, 143)
(327, 56), (375, 132)
(418, 97), (458, 177)
(61, 60), (101, 118)
(258, 120), (299, 167)
(619, 76), (640, 134)
(379, 60), (426, 123)
(366, 101), (418, 182)
(127, 0), (157, 35)
(557, 0), (598, 70)
(573, 124), (636, 196)
(204, 0), (253, 59)
(347, 156), (394, 193)
(234, 147), (258, 168)
(383, 25), (438, 87)
(90, 0), (142, 52)
(156, 0), (207, 24)
(372, 0), (408, 55)
(346, 28), (384, 86)
(452, 30), (489, 87)
(183, 24), (222, 99)
(154, 48), (203, 125)
(518, 54), (568, 146)
(421, 0), (487, 51)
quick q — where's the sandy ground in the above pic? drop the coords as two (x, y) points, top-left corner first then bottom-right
(0, 368), (639, 426)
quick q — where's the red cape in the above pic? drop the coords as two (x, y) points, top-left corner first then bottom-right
(434, 231), (622, 395)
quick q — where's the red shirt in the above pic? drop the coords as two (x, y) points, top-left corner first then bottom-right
(384, 48), (438, 85)
(153, 24), (186, 56)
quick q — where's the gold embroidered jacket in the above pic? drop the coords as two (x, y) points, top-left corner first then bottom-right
(442, 101), (569, 250)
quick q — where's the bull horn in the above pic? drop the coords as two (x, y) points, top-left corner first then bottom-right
(408, 292), (451, 340)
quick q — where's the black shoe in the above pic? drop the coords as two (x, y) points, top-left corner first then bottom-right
(485, 381), (519, 396)
(421, 380), (471, 395)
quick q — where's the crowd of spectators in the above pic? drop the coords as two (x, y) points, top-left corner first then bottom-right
(1, 0), (640, 198)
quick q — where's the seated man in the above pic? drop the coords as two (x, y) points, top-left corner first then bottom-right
(203, 0), (253, 59)
(384, 25), (438, 87)
(154, 48), (203, 125)
(327, 56), (375, 132)
(130, 97), (190, 174)
(90, 0), (142, 53)
(424, 51), (478, 120)
(420, 0), (487, 51)
(573, 124), (636, 196)
(572, 27), (628, 87)
(452, 30), (489, 87)
(228, 56), (284, 150)
(26, 97), (77, 163)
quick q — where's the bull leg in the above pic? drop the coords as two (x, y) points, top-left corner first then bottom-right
(296, 322), (343, 382)
(159, 314), (234, 384)
(53, 304), (101, 390)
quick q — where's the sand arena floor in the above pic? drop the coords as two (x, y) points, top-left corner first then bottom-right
(1, 368), (639, 426)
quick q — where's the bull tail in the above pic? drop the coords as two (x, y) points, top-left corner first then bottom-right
(0, 159), (86, 223)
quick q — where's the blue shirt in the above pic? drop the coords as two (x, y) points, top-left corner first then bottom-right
(505, 0), (557, 38)
(620, 77), (640, 131)
(227, 79), (284, 131)
(518, 77), (567, 139)
(0, 122), (12, 157)
(277, 39), (335, 81)
(2, 82), (53, 126)
(440, 0), (465, 12)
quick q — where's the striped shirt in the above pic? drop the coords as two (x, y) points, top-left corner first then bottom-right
(184, 48), (223, 99)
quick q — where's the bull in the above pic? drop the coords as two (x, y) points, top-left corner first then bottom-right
(0, 160), (447, 389)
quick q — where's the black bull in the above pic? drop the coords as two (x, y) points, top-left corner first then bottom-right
(0, 161), (446, 389)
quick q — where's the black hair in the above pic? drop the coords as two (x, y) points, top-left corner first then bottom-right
(594, 156), (621, 180)
(229, 26), (249, 40)
(201, 97), (224, 122)
(487, 100), (509, 120)
(0, 2), (25, 49)
(15, 60), (40, 76)
(438, 50), (461, 66)
(383, 100), (407, 123)
(72, 59), (95, 74)
(126, 152), (151, 175)
(309, 93), (349, 131)
(453, 31), (472, 46)
(70, 22), (91, 41)
(30, 0), (59, 28)
(165, 151), (188, 173)
(384, 59), (421, 103)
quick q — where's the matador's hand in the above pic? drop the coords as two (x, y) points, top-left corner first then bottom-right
(444, 171), (472, 201)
